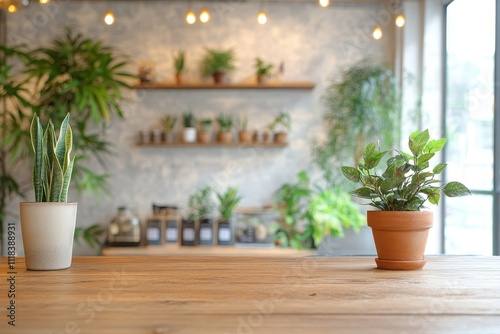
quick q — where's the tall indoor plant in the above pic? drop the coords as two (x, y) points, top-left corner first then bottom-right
(216, 187), (242, 245)
(341, 129), (471, 270)
(200, 48), (236, 84)
(20, 113), (77, 270)
(314, 60), (400, 186)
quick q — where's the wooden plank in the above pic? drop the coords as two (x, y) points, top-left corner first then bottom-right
(3, 256), (500, 333)
(133, 81), (315, 90)
(136, 141), (287, 148)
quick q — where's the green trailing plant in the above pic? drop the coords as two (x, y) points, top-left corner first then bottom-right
(268, 111), (291, 132)
(217, 114), (233, 132)
(30, 113), (75, 202)
(341, 129), (471, 211)
(216, 187), (242, 221)
(200, 48), (236, 76)
(199, 118), (213, 131)
(162, 115), (177, 133)
(187, 186), (214, 221)
(255, 58), (274, 76)
(174, 50), (185, 74)
(25, 27), (134, 196)
(183, 111), (196, 128)
(314, 60), (400, 186)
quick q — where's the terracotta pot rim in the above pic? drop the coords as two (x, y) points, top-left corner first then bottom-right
(367, 210), (433, 230)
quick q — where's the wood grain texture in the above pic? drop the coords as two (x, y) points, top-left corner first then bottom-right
(133, 81), (315, 90)
(136, 142), (287, 148)
(2, 256), (500, 333)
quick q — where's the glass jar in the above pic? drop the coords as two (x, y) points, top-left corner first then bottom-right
(108, 207), (141, 246)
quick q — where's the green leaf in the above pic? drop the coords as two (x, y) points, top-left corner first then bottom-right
(443, 182), (471, 197)
(433, 163), (447, 174)
(425, 138), (446, 154)
(341, 166), (361, 183)
(417, 153), (435, 168)
(362, 143), (376, 160)
(30, 114), (44, 202)
(364, 150), (387, 170)
(350, 187), (374, 199)
(409, 129), (429, 156)
(55, 113), (71, 168)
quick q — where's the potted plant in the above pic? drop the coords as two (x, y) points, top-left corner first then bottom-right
(162, 115), (177, 143)
(198, 118), (213, 144)
(255, 58), (274, 84)
(185, 186), (214, 246)
(238, 114), (252, 144)
(216, 114), (234, 143)
(268, 111), (291, 144)
(20, 113), (77, 271)
(341, 129), (471, 270)
(173, 50), (185, 85)
(216, 187), (242, 245)
(314, 60), (400, 185)
(182, 111), (197, 143)
(200, 48), (236, 84)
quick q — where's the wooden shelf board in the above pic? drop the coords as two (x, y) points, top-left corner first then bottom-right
(137, 142), (287, 148)
(134, 81), (315, 90)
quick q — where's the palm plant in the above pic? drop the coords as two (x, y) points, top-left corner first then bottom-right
(217, 187), (242, 221)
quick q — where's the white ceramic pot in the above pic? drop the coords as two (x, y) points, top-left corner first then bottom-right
(183, 127), (197, 143)
(20, 202), (77, 271)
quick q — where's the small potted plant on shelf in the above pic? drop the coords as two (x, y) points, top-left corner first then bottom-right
(200, 48), (236, 84)
(341, 129), (471, 270)
(216, 187), (242, 245)
(20, 113), (77, 271)
(174, 50), (185, 85)
(255, 57), (274, 84)
(162, 115), (177, 143)
(217, 114), (234, 143)
(185, 186), (214, 246)
(238, 114), (252, 144)
(198, 118), (213, 144)
(268, 111), (291, 144)
(182, 111), (197, 143)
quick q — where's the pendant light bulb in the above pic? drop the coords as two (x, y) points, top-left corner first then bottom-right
(257, 11), (267, 25)
(200, 8), (210, 23)
(395, 14), (406, 28)
(7, 4), (17, 12)
(39, 0), (50, 4)
(104, 10), (115, 25)
(372, 26), (382, 40)
(319, 0), (330, 8)
(186, 10), (196, 24)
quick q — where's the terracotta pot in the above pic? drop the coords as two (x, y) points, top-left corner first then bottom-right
(238, 131), (253, 144)
(217, 131), (233, 143)
(367, 211), (433, 270)
(164, 131), (175, 143)
(20, 202), (77, 271)
(198, 131), (212, 143)
(175, 72), (184, 85)
(257, 74), (269, 85)
(274, 132), (288, 144)
(212, 72), (226, 85)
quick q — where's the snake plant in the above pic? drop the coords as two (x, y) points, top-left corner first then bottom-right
(30, 113), (75, 202)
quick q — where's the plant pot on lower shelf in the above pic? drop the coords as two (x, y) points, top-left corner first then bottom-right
(198, 131), (212, 143)
(238, 131), (253, 144)
(217, 131), (233, 143)
(274, 132), (288, 144)
(367, 211), (433, 270)
(20, 202), (77, 271)
(183, 127), (197, 143)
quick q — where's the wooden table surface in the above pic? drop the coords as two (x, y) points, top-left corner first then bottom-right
(2, 256), (500, 333)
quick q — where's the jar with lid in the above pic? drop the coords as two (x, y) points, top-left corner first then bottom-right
(108, 207), (141, 246)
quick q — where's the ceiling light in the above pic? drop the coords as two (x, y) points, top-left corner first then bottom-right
(319, 0), (330, 8)
(395, 14), (406, 28)
(186, 9), (196, 24)
(104, 10), (115, 25)
(257, 10), (267, 25)
(39, 0), (50, 4)
(7, 3), (17, 12)
(372, 26), (382, 40)
(200, 8), (210, 23)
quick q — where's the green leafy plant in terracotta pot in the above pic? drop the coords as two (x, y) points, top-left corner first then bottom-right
(173, 50), (185, 85)
(268, 111), (291, 144)
(200, 48), (236, 84)
(255, 57), (274, 84)
(20, 113), (77, 270)
(238, 114), (252, 144)
(162, 115), (177, 143)
(198, 118), (213, 143)
(341, 129), (471, 270)
(216, 114), (234, 143)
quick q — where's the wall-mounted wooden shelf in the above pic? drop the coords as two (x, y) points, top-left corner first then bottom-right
(134, 81), (315, 90)
(137, 142), (287, 148)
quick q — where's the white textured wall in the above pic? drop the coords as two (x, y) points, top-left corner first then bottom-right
(5, 1), (397, 252)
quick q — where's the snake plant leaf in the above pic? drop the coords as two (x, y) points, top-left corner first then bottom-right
(49, 140), (64, 202)
(30, 115), (44, 202)
(63, 120), (73, 174)
(55, 113), (70, 168)
(60, 156), (75, 202)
